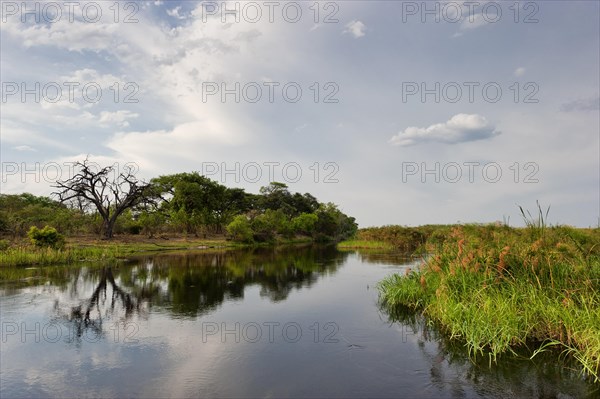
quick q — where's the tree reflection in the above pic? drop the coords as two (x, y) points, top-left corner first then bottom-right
(70, 268), (139, 321)
(55, 266), (159, 341)
(44, 246), (348, 337)
(152, 245), (348, 315)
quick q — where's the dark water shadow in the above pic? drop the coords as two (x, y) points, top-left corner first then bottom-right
(381, 305), (600, 398)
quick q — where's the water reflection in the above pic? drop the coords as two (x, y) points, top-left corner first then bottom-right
(350, 249), (422, 266)
(383, 305), (600, 398)
(1, 247), (597, 398)
(55, 267), (156, 341)
(2, 245), (349, 326)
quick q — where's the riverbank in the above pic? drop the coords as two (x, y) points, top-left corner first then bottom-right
(0, 235), (237, 267)
(337, 240), (394, 250)
(0, 234), (320, 267)
(377, 224), (600, 382)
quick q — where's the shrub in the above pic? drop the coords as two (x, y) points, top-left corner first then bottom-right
(0, 239), (10, 251)
(126, 223), (143, 235)
(227, 215), (254, 243)
(138, 211), (166, 238)
(291, 213), (318, 236)
(251, 210), (287, 242)
(27, 226), (65, 249)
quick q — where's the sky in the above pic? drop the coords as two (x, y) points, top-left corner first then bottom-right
(1, 0), (599, 227)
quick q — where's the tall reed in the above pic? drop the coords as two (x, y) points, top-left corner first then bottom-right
(379, 222), (600, 382)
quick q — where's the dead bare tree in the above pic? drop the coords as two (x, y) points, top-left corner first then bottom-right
(53, 159), (150, 239)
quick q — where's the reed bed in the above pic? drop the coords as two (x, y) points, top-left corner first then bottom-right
(379, 223), (600, 382)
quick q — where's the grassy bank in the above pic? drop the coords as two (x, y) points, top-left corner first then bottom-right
(337, 240), (394, 250)
(0, 236), (234, 267)
(378, 224), (600, 382)
(348, 225), (453, 253)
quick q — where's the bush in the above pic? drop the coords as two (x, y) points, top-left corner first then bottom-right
(27, 226), (65, 249)
(227, 215), (254, 243)
(138, 211), (166, 238)
(291, 213), (318, 236)
(126, 223), (143, 235)
(251, 210), (287, 242)
(0, 239), (10, 251)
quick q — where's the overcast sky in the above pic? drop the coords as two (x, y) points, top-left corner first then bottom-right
(1, 1), (599, 227)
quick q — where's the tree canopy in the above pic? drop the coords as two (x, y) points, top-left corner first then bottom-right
(2, 161), (357, 243)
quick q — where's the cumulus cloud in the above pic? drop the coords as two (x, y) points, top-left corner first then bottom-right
(560, 96), (600, 112)
(344, 20), (366, 38)
(389, 114), (500, 147)
(167, 6), (186, 20)
(104, 116), (252, 174)
(0, 11), (120, 52)
(1, 1), (282, 157)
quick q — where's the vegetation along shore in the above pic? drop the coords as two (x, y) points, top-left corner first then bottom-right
(373, 217), (600, 382)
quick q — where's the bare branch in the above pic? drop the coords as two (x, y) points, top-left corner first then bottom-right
(52, 159), (150, 239)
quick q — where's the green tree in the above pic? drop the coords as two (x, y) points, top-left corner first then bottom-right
(314, 203), (358, 242)
(291, 213), (318, 236)
(258, 182), (294, 215)
(138, 210), (166, 238)
(226, 215), (253, 243)
(251, 209), (288, 242)
(150, 172), (252, 234)
(0, 193), (88, 237)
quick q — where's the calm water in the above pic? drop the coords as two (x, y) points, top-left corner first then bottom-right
(0, 246), (597, 398)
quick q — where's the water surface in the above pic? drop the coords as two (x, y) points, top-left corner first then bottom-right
(0, 246), (597, 398)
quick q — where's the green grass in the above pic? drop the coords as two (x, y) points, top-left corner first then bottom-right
(0, 246), (119, 267)
(337, 240), (394, 250)
(0, 238), (234, 267)
(378, 224), (600, 382)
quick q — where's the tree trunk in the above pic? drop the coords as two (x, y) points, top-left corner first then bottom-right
(103, 218), (115, 239)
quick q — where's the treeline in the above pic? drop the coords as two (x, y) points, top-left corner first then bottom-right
(0, 173), (357, 244)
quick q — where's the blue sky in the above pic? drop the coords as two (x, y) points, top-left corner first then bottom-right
(1, 1), (599, 227)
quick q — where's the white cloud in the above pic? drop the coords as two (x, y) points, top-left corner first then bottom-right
(0, 13), (120, 52)
(104, 117), (253, 175)
(166, 6), (186, 20)
(14, 145), (37, 152)
(98, 110), (140, 127)
(33, 69), (126, 111)
(514, 67), (526, 77)
(561, 96), (600, 112)
(389, 114), (500, 147)
(344, 20), (366, 38)
(460, 13), (490, 30)
(0, 2), (282, 154)
(451, 6), (496, 37)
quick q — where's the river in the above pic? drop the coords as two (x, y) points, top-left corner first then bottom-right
(0, 246), (596, 398)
